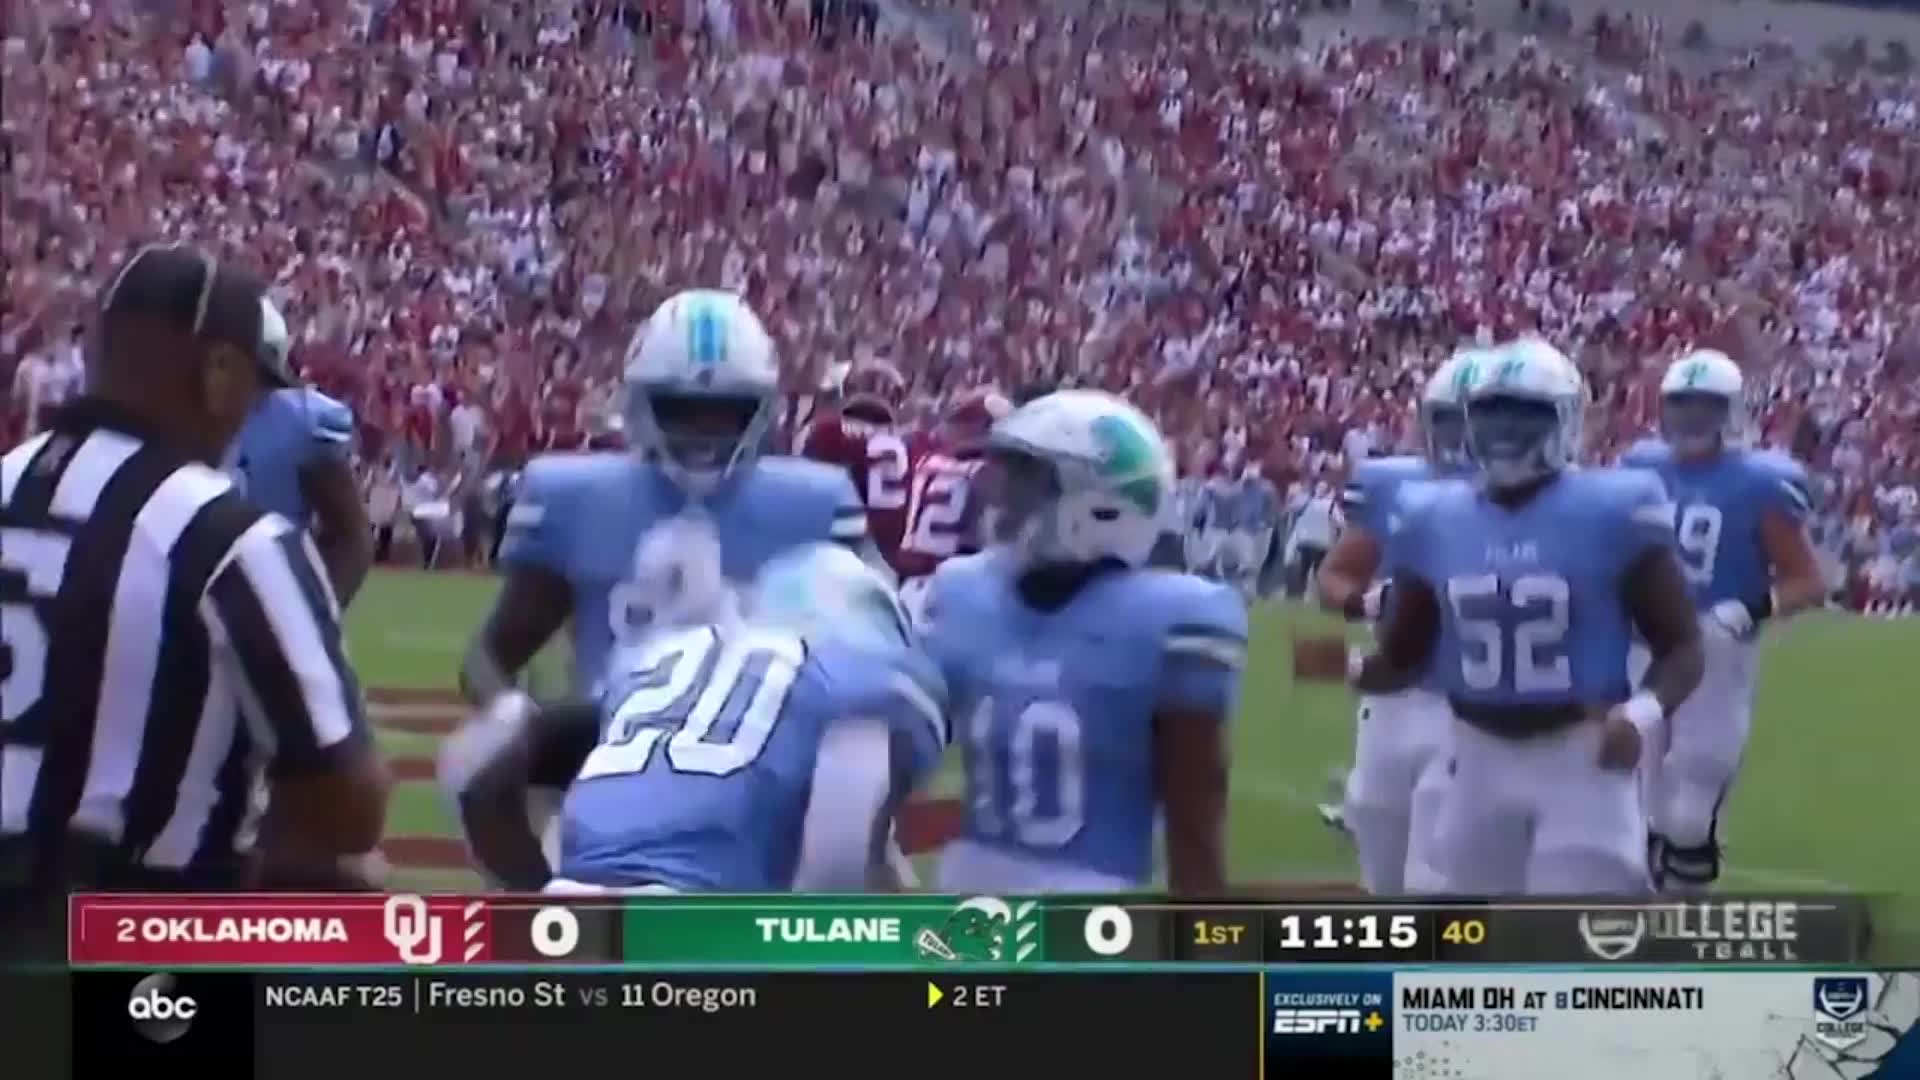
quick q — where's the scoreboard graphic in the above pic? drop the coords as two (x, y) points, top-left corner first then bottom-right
(20, 893), (1920, 1078)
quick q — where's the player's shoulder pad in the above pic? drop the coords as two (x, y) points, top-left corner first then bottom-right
(1346, 454), (1424, 504)
(1616, 438), (1671, 469)
(1586, 466), (1676, 532)
(1135, 569), (1249, 671)
(508, 452), (634, 530)
(923, 550), (998, 622)
(1394, 474), (1468, 530)
(748, 454), (865, 539)
(1743, 448), (1813, 519)
(299, 388), (355, 444)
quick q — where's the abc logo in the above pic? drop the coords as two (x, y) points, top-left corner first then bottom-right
(126, 972), (197, 1044)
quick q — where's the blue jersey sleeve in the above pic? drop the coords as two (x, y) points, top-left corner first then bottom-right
(1156, 575), (1249, 718)
(919, 556), (974, 691)
(1612, 468), (1679, 561)
(1616, 438), (1670, 471)
(498, 454), (579, 575)
(1384, 486), (1438, 583)
(1752, 451), (1813, 525)
(825, 644), (950, 786)
(1343, 459), (1414, 540)
(820, 465), (868, 546)
(302, 390), (355, 467)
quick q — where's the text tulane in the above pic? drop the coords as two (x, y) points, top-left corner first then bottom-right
(753, 916), (902, 944)
(126, 916), (348, 944)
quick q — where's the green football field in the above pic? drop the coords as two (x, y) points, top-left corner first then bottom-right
(347, 568), (1920, 944)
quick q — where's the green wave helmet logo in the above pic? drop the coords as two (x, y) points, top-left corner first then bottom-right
(1495, 355), (1527, 385)
(1452, 359), (1480, 395)
(1091, 413), (1163, 515)
(1682, 360), (1708, 388)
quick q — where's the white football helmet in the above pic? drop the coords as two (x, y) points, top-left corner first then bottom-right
(624, 289), (780, 495)
(1421, 347), (1486, 470)
(745, 542), (914, 651)
(984, 389), (1175, 569)
(1463, 338), (1587, 490)
(1658, 348), (1746, 456)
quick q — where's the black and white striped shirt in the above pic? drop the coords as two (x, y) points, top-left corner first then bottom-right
(0, 403), (369, 884)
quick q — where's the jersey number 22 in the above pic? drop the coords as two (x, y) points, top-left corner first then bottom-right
(577, 626), (803, 781)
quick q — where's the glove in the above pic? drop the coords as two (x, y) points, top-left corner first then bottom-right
(1361, 581), (1391, 621)
(1341, 581), (1390, 622)
(1705, 599), (1755, 641)
(437, 691), (537, 799)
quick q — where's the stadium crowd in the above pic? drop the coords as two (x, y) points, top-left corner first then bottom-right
(3, 0), (1917, 601)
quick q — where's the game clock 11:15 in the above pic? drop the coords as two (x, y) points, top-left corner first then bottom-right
(1264, 910), (1428, 963)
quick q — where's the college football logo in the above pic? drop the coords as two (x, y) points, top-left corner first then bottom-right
(1577, 911), (1647, 961)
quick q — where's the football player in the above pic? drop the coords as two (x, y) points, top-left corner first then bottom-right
(796, 360), (912, 571)
(1310, 349), (1480, 894)
(928, 390), (1247, 894)
(224, 298), (373, 604)
(1617, 349), (1825, 893)
(1226, 464), (1280, 599)
(440, 543), (948, 892)
(1296, 339), (1704, 895)
(893, 387), (1012, 623)
(461, 289), (868, 706)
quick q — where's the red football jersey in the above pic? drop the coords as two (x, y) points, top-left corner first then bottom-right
(797, 411), (914, 560)
(892, 431), (987, 580)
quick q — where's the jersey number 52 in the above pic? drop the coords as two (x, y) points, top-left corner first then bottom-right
(1445, 573), (1573, 693)
(577, 626), (804, 781)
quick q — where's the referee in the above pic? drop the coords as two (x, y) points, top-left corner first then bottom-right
(0, 245), (391, 960)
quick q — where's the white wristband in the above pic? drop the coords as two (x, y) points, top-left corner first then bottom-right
(1345, 646), (1367, 683)
(1619, 691), (1665, 738)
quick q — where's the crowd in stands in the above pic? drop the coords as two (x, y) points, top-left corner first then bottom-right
(4, 0), (1917, 596)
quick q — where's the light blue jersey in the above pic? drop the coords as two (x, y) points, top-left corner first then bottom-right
(1618, 440), (1811, 611)
(226, 388), (354, 526)
(1391, 469), (1675, 708)
(499, 453), (866, 691)
(1342, 455), (1448, 541)
(923, 551), (1247, 882)
(558, 627), (947, 890)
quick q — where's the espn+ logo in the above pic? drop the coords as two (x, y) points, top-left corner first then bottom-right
(126, 972), (197, 1044)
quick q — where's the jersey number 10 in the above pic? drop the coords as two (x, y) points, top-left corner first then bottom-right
(577, 627), (804, 781)
(1445, 573), (1573, 693)
(964, 698), (1086, 847)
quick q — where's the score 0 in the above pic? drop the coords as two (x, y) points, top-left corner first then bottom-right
(532, 907), (581, 958)
(1066, 905), (1167, 963)
(490, 904), (617, 963)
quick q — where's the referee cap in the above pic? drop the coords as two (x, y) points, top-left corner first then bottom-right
(100, 243), (295, 387)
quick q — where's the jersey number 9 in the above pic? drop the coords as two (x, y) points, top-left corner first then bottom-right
(1445, 573), (1573, 694)
(577, 626), (804, 781)
(1674, 503), (1722, 587)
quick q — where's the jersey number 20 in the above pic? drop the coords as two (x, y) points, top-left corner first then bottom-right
(577, 626), (803, 781)
(1445, 573), (1573, 693)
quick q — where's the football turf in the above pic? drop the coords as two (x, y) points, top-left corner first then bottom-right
(348, 568), (1920, 947)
